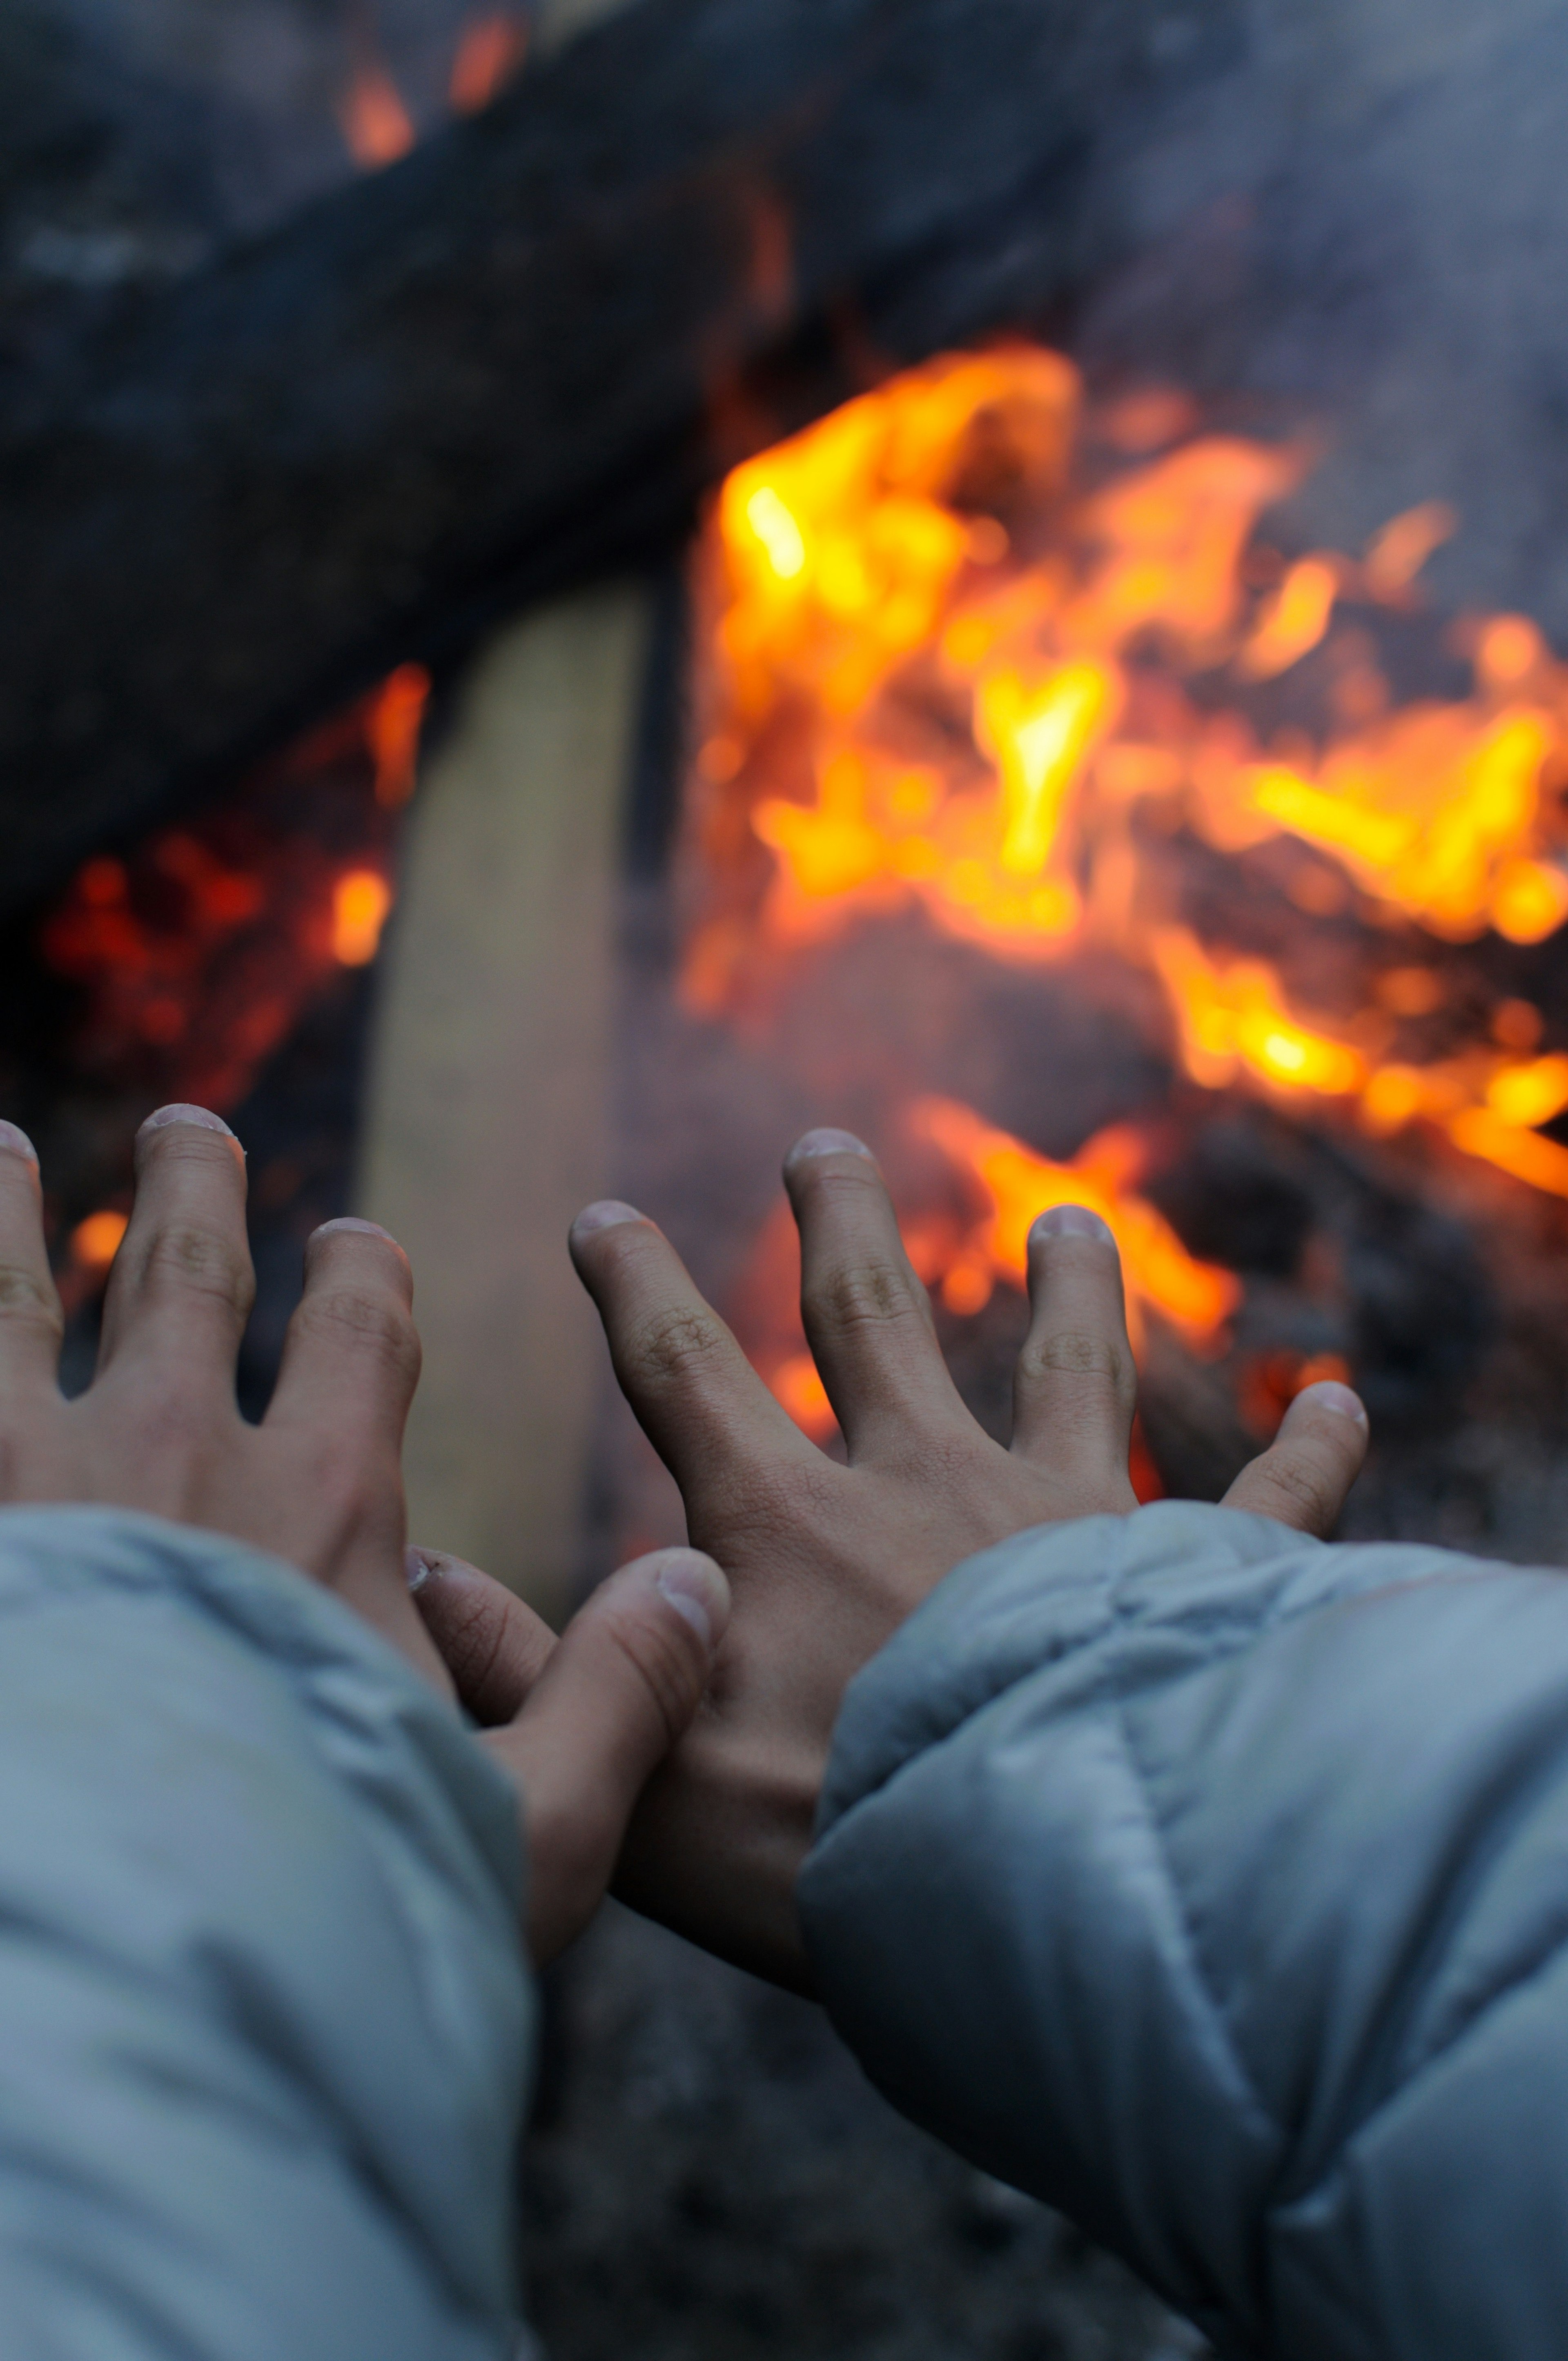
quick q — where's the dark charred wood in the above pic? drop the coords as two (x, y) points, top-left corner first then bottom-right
(0, 0), (1239, 913)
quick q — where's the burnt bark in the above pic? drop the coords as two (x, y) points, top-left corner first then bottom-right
(0, 0), (1238, 911)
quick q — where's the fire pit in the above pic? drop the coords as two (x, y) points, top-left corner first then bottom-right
(595, 345), (1568, 1573)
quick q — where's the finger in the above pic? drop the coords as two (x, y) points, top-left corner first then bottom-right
(266, 1218), (421, 1448)
(491, 1547), (730, 1964)
(409, 1546), (557, 1725)
(1222, 1379), (1369, 1536)
(783, 1129), (966, 1462)
(570, 1201), (815, 1496)
(1009, 1205), (1138, 1505)
(0, 1123), (64, 1395)
(96, 1107), (252, 1388)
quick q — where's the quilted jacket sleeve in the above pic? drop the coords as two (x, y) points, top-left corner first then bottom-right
(797, 1501), (1568, 2361)
(0, 1506), (531, 2361)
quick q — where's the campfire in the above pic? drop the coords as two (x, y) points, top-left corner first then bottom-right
(660, 344), (1568, 1489)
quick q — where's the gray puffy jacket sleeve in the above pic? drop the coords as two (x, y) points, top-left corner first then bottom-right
(0, 1506), (530, 2361)
(797, 1501), (1568, 2360)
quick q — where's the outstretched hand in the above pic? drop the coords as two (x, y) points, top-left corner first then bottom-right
(417, 1128), (1369, 1993)
(0, 1107), (725, 1967)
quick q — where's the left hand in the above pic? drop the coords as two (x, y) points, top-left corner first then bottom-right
(0, 1105), (727, 1966)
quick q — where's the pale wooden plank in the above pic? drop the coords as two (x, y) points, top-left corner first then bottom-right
(358, 583), (649, 1623)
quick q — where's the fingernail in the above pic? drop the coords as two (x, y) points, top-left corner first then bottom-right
(784, 1127), (874, 1169)
(1297, 1378), (1369, 1428)
(0, 1121), (37, 1165)
(138, 1104), (234, 1140)
(572, 1200), (645, 1235)
(406, 1547), (437, 1593)
(1030, 1203), (1116, 1247)
(651, 1549), (731, 1650)
(314, 1216), (399, 1245)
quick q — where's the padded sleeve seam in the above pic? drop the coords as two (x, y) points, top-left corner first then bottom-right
(1109, 1686), (1282, 2156)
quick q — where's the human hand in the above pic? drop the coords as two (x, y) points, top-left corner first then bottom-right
(0, 1106), (728, 1965)
(409, 1541), (728, 1963)
(0, 1104), (443, 1683)
(419, 1128), (1369, 1991)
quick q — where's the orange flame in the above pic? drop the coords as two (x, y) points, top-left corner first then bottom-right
(910, 1096), (1240, 1352)
(338, 62), (415, 169)
(450, 11), (528, 112)
(367, 664), (430, 808)
(331, 870), (393, 966)
(1153, 929), (1368, 1099)
(688, 343), (1568, 1205)
(71, 1209), (128, 1272)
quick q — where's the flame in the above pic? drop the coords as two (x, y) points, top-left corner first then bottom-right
(367, 664), (430, 808)
(339, 62), (415, 169)
(1237, 555), (1340, 679)
(1153, 929), (1368, 1098)
(42, 669), (405, 1115)
(71, 1209), (128, 1272)
(910, 1096), (1239, 1352)
(767, 1351), (837, 1440)
(688, 343), (1568, 1207)
(450, 11), (528, 111)
(331, 870), (393, 966)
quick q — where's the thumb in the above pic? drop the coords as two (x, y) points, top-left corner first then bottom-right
(490, 1546), (730, 1965)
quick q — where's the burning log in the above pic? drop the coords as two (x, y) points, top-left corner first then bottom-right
(0, 0), (1235, 915)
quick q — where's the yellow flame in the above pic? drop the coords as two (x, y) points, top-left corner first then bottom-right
(1153, 930), (1367, 1098)
(911, 1096), (1239, 1350)
(332, 871), (392, 967)
(692, 344), (1568, 1203)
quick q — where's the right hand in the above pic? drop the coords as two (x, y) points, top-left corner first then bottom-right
(417, 1127), (1368, 1993)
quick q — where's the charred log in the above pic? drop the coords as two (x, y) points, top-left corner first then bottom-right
(0, 0), (1239, 913)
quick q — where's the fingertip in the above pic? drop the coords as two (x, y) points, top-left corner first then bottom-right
(136, 1105), (244, 1166)
(305, 1214), (413, 1300)
(572, 1200), (648, 1241)
(0, 1121), (38, 1167)
(783, 1127), (875, 1179)
(314, 1216), (401, 1247)
(1029, 1202), (1118, 1251)
(1289, 1377), (1369, 1432)
(648, 1546), (731, 1652)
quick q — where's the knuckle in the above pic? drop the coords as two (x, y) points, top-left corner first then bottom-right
(298, 1286), (419, 1381)
(803, 1258), (923, 1340)
(1017, 1329), (1136, 1408)
(624, 1302), (731, 1390)
(134, 1223), (254, 1321)
(0, 1263), (63, 1341)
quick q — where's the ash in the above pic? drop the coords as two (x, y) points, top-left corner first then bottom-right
(524, 1903), (1208, 2361)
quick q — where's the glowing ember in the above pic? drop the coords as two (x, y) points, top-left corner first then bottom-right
(40, 667), (416, 1117)
(368, 666), (430, 809)
(687, 343), (1568, 1212)
(331, 870), (394, 967)
(450, 11), (528, 112)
